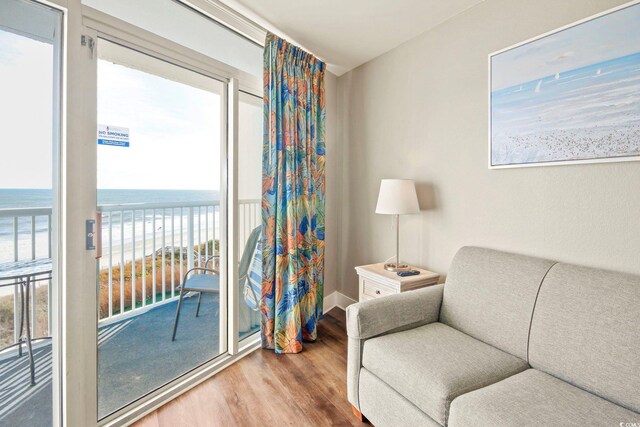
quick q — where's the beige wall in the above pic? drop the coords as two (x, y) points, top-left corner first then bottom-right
(324, 71), (339, 296)
(336, 0), (640, 300)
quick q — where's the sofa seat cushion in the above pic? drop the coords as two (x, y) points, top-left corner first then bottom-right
(361, 322), (528, 425)
(359, 368), (441, 427)
(449, 369), (640, 427)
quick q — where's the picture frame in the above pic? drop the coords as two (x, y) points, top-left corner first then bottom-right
(488, 0), (640, 169)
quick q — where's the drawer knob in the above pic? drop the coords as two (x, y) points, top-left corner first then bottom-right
(375, 290), (381, 295)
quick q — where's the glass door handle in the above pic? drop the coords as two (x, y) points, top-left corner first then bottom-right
(95, 212), (102, 259)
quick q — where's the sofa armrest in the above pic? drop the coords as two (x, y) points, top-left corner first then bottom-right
(347, 284), (444, 411)
(347, 284), (444, 339)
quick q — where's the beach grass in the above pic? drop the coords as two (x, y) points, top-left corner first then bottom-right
(0, 240), (219, 348)
(0, 285), (48, 349)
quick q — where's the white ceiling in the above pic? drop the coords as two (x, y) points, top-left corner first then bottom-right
(219, 0), (485, 75)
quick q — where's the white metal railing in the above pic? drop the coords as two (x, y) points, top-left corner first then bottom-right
(96, 199), (260, 323)
(0, 207), (53, 345)
(0, 199), (261, 341)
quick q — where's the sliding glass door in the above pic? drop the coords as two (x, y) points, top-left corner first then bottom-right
(38, 1), (268, 422)
(0, 1), (62, 425)
(95, 38), (227, 418)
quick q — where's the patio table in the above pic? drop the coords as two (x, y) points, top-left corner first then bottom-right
(0, 258), (52, 385)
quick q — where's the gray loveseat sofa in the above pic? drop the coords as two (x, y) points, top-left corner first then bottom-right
(347, 246), (640, 426)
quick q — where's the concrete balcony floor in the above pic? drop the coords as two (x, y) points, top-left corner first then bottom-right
(0, 293), (259, 426)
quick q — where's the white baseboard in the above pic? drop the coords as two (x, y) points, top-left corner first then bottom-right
(323, 291), (357, 313)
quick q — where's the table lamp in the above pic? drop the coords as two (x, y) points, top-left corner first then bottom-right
(375, 179), (420, 272)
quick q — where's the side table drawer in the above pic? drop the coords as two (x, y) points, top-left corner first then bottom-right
(362, 278), (396, 298)
(356, 263), (440, 302)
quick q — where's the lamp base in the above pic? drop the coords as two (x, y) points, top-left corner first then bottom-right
(384, 262), (410, 272)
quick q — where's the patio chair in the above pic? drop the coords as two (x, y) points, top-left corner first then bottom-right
(171, 226), (261, 341)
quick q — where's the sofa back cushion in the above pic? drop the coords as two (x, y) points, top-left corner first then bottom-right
(440, 247), (555, 360)
(529, 263), (640, 413)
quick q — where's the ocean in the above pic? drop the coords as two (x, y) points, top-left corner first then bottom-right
(0, 188), (222, 265)
(0, 188), (219, 209)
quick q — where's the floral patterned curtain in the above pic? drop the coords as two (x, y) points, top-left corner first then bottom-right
(261, 33), (326, 354)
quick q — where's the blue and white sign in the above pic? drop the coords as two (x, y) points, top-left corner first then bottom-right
(98, 124), (130, 147)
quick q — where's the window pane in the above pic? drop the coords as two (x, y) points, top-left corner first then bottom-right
(237, 91), (262, 341)
(96, 39), (226, 419)
(0, 1), (62, 426)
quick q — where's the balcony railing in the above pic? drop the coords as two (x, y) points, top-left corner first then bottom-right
(0, 199), (260, 344)
(0, 207), (53, 346)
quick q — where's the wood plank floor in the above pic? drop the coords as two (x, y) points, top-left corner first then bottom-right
(134, 308), (360, 427)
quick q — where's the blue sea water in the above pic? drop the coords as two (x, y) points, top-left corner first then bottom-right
(491, 52), (640, 165)
(0, 188), (219, 209)
(0, 189), (221, 262)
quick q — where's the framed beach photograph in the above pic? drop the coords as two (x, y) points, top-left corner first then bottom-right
(488, 0), (640, 168)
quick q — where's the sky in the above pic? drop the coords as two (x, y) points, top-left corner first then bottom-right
(0, 27), (224, 191)
(97, 58), (222, 190)
(492, 2), (640, 90)
(0, 30), (53, 188)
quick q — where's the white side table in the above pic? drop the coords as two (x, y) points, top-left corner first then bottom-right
(355, 263), (439, 302)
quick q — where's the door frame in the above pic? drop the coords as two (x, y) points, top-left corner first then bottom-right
(76, 5), (263, 426)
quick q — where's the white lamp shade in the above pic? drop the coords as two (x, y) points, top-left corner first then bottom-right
(375, 179), (420, 215)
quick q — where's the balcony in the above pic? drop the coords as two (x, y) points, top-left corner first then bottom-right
(0, 199), (261, 424)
